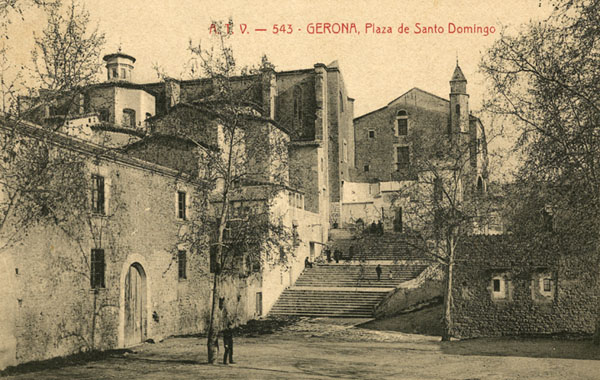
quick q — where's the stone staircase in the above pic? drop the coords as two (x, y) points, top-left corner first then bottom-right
(269, 264), (427, 318)
(330, 233), (428, 261)
(294, 264), (427, 288)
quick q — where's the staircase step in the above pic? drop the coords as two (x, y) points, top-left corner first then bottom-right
(268, 262), (429, 318)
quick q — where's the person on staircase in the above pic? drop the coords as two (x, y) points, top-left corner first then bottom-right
(376, 264), (382, 281)
(304, 256), (313, 268)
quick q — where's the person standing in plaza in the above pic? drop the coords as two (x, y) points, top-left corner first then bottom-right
(222, 320), (234, 365)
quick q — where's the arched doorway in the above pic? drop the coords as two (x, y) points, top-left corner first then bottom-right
(124, 263), (147, 346)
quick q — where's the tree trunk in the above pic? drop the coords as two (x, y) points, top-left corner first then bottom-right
(207, 185), (229, 363)
(91, 289), (97, 350)
(441, 238), (454, 342)
(206, 272), (220, 363)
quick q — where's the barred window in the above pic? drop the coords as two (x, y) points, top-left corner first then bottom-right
(178, 250), (187, 280)
(396, 146), (410, 170)
(396, 110), (408, 136)
(91, 175), (105, 215)
(543, 278), (551, 292)
(177, 191), (186, 220)
(91, 249), (105, 289)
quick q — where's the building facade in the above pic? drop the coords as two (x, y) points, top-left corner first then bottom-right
(346, 63), (489, 231)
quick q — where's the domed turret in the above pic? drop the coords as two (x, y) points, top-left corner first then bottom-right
(103, 51), (136, 82)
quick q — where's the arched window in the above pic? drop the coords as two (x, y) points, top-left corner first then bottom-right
(293, 86), (303, 129)
(396, 110), (408, 136)
(122, 108), (136, 128)
(477, 176), (484, 194)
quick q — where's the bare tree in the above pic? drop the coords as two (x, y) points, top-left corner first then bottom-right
(0, 0), (105, 255)
(480, 0), (600, 341)
(388, 117), (494, 341)
(150, 20), (295, 363)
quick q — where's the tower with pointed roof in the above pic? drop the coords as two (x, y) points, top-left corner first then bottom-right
(449, 61), (469, 134)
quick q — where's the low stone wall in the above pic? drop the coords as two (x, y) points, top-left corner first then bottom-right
(374, 264), (444, 318)
(452, 235), (598, 338)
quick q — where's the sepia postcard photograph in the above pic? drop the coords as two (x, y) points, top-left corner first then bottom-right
(1, 0), (600, 378)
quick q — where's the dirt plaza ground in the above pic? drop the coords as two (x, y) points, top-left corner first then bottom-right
(3, 316), (600, 380)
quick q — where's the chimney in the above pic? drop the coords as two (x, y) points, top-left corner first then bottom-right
(165, 78), (181, 110)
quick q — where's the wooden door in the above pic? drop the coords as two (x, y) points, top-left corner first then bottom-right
(124, 264), (144, 346)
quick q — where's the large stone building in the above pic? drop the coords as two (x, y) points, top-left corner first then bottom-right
(344, 63), (489, 232)
(0, 52), (330, 369)
(1, 51), (503, 369)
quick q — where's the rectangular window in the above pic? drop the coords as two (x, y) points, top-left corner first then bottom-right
(364, 165), (369, 172)
(368, 130), (375, 139)
(90, 249), (105, 289)
(91, 175), (105, 215)
(396, 146), (410, 170)
(122, 109), (136, 128)
(178, 250), (187, 280)
(493, 279), (501, 292)
(99, 109), (109, 122)
(397, 119), (408, 136)
(543, 278), (551, 292)
(177, 191), (186, 220)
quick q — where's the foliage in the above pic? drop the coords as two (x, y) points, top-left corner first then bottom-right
(158, 19), (295, 363)
(388, 103), (494, 341)
(481, 0), (600, 342)
(31, 1), (104, 93)
(480, 0), (600, 240)
(1, 0), (112, 352)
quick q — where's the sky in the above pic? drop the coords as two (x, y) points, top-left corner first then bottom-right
(4, 0), (554, 178)
(6, 0), (553, 117)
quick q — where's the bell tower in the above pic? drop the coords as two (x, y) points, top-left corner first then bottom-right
(449, 61), (469, 134)
(103, 50), (136, 82)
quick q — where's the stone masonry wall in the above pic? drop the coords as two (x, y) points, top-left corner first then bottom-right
(353, 89), (449, 183)
(452, 235), (598, 338)
(1, 153), (251, 368)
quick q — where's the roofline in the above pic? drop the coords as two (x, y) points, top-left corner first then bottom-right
(276, 68), (316, 76)
(387, 87), (449, 106)
(171, 101), (292, 136)
(120, 132), (218, 152)
(354, 87), (450, 121)
(103, 53), (136, 63)
(88, 81), (155, 96)
(140, 74), (261, 88)
(0, 117), (201, 183)
(353, 105), (387, 121)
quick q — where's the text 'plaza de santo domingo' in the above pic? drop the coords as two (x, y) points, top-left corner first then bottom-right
(1, 51), (596, 370)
